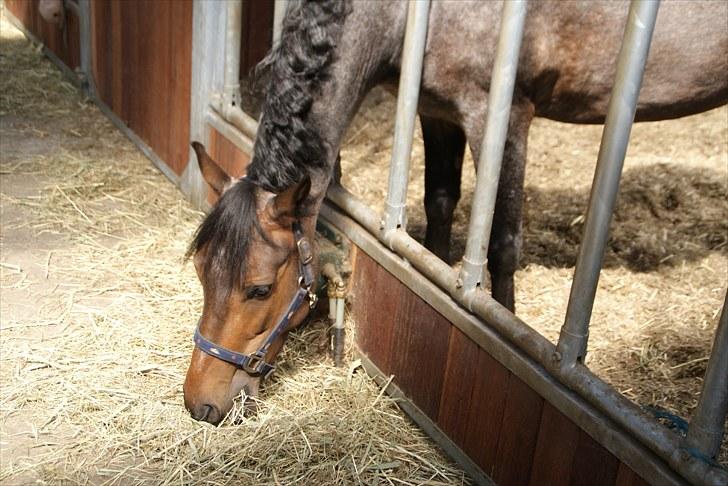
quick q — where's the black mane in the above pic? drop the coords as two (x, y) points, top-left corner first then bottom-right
(187, 178), (260, 290)
(188, 1), (350, 288)
(247, 0), (350, 192)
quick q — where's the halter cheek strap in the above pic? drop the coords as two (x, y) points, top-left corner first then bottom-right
(193, 221), (317, 379)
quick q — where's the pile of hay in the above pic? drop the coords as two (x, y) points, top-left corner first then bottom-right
(0, 13), (469, 485)
(339, 87), (728, 464)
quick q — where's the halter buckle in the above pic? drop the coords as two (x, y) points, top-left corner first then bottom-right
(243, 352), (266, 375)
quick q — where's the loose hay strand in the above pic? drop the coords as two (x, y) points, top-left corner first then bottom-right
(0, 12), (469, 486)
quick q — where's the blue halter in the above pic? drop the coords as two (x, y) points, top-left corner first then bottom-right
(193, 221), (317, 379)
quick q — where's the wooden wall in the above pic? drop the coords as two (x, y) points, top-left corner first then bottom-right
(351, 248), (652, 486)
(90, 0), (192, 176)
(5, 0), (80, 70)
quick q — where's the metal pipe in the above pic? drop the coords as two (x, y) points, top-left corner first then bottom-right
(321, 262), (346, 367)
(381, 0), (431, 235)
(458, 0), (528, 292)
(557, 0), (660, 367)
(77, 0), (95, 96)
(64, 0), (80, 17)
(223, 0), (243, 111)
(324, 184), (728, 485)
(685, 290), (728, 460)
(272, 0), (288, 46)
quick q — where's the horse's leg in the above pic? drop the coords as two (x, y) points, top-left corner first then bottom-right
(486, 102), (534, 312)
(421, 116), (466, 263)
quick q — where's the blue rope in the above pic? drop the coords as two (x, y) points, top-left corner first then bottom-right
(644, 405), (689, 435)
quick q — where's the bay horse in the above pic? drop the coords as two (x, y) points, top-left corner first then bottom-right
(184, 0), (727, 424)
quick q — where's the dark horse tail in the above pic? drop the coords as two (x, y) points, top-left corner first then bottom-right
(248, 0), (351, 193)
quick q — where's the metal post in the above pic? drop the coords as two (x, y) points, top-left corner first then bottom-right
(77, 0), (95, 96)
(556, 0), (660, 366)
(273, 0), (288, 46)
(685, 291), (728, 460)
(381, 0), (431, 235)
(457, 0), (528, 293)
(224, 0), (243, 110)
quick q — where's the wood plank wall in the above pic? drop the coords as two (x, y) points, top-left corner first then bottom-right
(351, 248), (652, 486)
(90, 0), (192, 176)
(6, 0), (80, 70)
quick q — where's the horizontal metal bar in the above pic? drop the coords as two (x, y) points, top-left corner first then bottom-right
(685, 290), (728, 459)
(557, 0), (660, 366)
(382, 0), (431, 234)
(324, 184), (727, 486)
(459, 0), (528, 292)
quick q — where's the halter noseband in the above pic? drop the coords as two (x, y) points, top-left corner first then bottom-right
(193, 221), (317, 379)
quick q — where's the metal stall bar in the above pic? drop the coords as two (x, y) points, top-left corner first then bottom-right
(273, 0), (289, 46)
(210, 0), (259, 141)
(381, 0), (431, 236)
(327, 183), (728, 486)
(685, 291), (728, 461)
(458, 0), (528, 293)
(78, 0), (96, 96)
(556, 0), (660, 366)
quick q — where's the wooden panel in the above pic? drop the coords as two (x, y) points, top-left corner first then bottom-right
(208, 127), (251, 178)
(528, 401), (581, 485)
(386, 274), (451, 419)
(437, 327), (480, 447)
(463, 349), (510, 476)
(240, 0), (274, 77)
(6, 0), (80, 70)
(350, 249), (397, 376)
(91, 0), (192, 176)
(569, 430), (620, 486)
(615, 462), (651, 486)
(493, 375), (545, 486)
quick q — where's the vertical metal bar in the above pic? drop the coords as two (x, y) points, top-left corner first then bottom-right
(685, 290), (728, 460)
(273, 0), (288, 46)
(77, 0), (95, 96)
(457, 0), (528, 293)
(557, 0), (660, 366)
(224, 0), (243, 109)
(381, 0), (431, 235)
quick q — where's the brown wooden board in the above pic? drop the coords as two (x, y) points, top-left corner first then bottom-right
(91, 0), (192, 176)
(569, 430), (620, 486)
(349, 248), (396, 375)
(205, 126), (252, 204)
(463, 349), (510, 477)
(240, 0), (274, 78)
(6, 0), (80, 70)
(384, 268), (451, 420)
(437, 326), (479, 447)
(493, 375), (545, 486)
(528, 401), (581, 485)
(615, 462), (652, 486)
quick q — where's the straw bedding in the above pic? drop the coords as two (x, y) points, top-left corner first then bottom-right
(0, 14), (468, 485)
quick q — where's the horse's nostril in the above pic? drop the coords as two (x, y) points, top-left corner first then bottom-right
(190, 404), (221, 424)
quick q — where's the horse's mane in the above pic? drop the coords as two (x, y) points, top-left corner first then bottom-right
(188, 1), (350, 289)
(247, 0), (351, 193)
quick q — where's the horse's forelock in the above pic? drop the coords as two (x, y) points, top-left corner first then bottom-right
(187, 179), (260, 293)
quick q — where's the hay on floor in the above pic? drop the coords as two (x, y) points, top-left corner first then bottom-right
(0, 13), (469, 485)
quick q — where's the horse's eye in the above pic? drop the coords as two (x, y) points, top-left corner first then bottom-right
(246, 285), (272, 300)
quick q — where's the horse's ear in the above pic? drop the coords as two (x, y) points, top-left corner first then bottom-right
(272, 176), (311, 221)
(191, 141), (233, 197)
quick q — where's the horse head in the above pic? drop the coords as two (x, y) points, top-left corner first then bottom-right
(183, 143), (316, 425)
